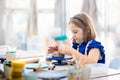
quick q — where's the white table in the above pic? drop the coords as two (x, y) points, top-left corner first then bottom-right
(53, 64), (120, 80)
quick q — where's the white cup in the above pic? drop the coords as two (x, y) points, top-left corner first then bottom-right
(81, 65), (91, 80)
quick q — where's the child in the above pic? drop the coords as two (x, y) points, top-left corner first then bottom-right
(48, 12), (105, 67)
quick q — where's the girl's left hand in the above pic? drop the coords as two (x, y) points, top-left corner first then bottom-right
(58, 44), (73, 55)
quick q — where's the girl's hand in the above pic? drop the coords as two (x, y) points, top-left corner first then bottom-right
(58, 44), (73, 55)
(47, 46), (58, 53)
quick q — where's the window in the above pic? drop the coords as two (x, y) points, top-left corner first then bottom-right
(2, 0), (57, 53)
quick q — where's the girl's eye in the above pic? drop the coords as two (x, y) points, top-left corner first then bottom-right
(73, 31), (77, 34)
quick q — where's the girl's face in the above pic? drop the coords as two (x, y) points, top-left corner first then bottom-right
(69, 23), (84, 44)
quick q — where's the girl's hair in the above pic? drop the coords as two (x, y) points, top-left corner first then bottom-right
(69, 12), (96, 42)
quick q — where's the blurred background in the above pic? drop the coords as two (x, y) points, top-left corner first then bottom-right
(0, 0), (120, 65)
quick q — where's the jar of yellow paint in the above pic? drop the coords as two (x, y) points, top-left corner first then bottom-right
(11, 61), (25, 80)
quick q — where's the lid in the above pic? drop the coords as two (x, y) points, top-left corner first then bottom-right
(3, 61), (11, 67)
(6, 51), (16, 54)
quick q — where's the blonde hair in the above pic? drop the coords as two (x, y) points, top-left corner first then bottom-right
(69, 12), (96, 42)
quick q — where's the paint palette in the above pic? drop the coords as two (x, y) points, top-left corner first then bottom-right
(37, 70), (67, 79)
(25, 63), (48, 69)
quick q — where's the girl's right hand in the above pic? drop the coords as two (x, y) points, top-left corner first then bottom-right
(58, 44), (72, 55)
(47, 46), (58, 53)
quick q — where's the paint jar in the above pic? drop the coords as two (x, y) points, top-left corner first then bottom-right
(11, 61), (25, 80)
(67, 66), (82, 80)
(4, 61), (12, 79)
(6, 51), (16, 61)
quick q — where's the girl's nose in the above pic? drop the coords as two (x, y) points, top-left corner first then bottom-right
(71, 36), (75, 40)
(72, 34), (76, 39)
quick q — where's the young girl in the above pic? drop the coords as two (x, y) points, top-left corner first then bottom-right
(48, 12), (105, 67)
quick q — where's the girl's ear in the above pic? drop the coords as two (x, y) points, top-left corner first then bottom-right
(87, 30), (90, 34)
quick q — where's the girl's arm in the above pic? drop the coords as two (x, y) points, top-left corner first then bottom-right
(58, 44), (102, 67)
(70, 48), (102, 67)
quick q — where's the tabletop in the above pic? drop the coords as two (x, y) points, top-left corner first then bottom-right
(1, 62), (120, 80)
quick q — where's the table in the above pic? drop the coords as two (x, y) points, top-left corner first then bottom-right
(1, 62), (120, 80)
(59, 69), (120, 80)
(91, 74), (120, 80)
(53, 64), (120, 80)
(1, 54), (120, 80)
(0, 49), (44, 63)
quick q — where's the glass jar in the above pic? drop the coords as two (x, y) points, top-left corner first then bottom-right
(6, 51), (16, 61)
(67, 66), (82, 80)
